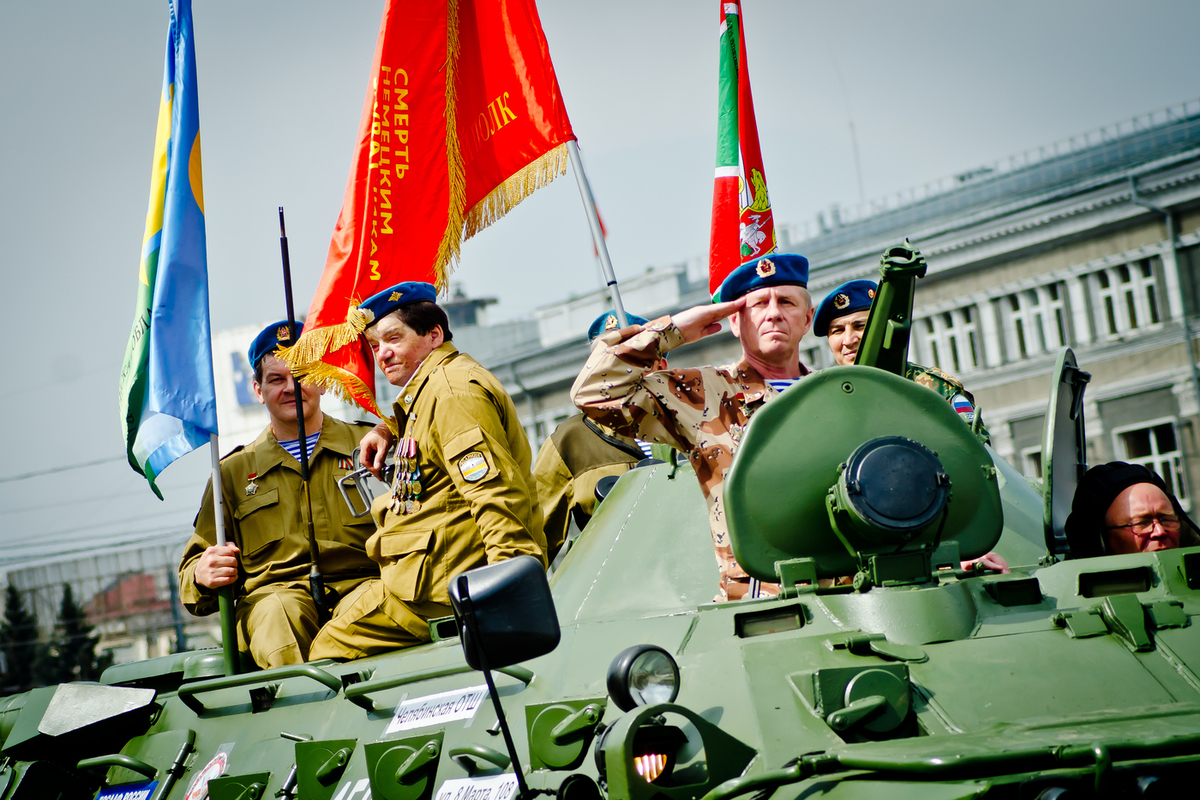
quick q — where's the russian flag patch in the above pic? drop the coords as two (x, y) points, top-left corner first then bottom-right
(951, 394), (975, 424)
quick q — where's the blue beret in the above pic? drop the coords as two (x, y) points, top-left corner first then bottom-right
(249, 320), (303, 370)
(587, 310), (650, 342)
(813, 280), (878, 337)
(359, 281), (439, 327)
(716, 254), (809, 303)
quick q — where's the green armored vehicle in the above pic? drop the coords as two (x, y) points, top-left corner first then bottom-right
(0, 244), (1197, 800)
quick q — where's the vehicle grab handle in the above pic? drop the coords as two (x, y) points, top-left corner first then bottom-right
(177, 664), (342, 714)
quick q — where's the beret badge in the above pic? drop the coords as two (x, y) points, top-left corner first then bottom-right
(833, 293), (850, 309)
(755, 258), (776, 278)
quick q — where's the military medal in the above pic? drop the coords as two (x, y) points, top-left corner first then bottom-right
(405, 438), (422, 514)
(246, 473), (259, 495)
(389, 437), (423, 515)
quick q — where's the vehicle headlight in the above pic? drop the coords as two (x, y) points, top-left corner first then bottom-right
(606, 645), (680, 712)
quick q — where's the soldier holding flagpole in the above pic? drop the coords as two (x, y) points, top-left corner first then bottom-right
(178, 322), (380, 669)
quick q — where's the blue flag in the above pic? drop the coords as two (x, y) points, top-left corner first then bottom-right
(119, 0), (216, 499)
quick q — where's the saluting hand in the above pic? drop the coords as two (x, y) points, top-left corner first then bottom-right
(195, 544), (240, 589)
(360, 423), (395, 480)
(671, 298), (745, 344)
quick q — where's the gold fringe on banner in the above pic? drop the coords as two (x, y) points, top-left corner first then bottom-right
(462, 143), (569, 240)
(278, 304), (380, 412)
(288, 351), (383, 419)
(281, 305), (374, 368)
(432, 0), (465, 291)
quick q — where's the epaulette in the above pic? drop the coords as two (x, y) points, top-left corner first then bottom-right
(927, 366), (965, 391)
(910, 363), (965, 392)
(220, 444), (246, 461)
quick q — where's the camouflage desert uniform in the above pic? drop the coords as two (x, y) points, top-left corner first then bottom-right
(906, 363), (991, 444)
(570, 317), (809, 602)
(180, 416), (379, 669)
(534, 414), (673, 558)
(309, 342), (547, 660)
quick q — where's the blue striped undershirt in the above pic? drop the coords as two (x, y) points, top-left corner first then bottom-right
(637, 440), (654, 458)
(278, 431), (321, 462)
(767, 379), (799, 393)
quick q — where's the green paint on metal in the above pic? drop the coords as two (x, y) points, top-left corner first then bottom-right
(727, 368), (1002, 582)
(364, 732), (443, 800)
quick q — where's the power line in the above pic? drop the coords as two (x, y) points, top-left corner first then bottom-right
(0, 479), (197, 515)
(0, 456), (126, 484)
(0, 364), (112, 400)
(0, 529), (191, 569)
(0, 511), (196, 549)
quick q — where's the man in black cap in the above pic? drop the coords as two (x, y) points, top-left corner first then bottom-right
(1065, 462), (1200, 558)
(178, 321), (379, 669)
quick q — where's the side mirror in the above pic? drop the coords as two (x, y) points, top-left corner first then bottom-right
(449, 556), (560, 799)
(449, 555), (560, 670)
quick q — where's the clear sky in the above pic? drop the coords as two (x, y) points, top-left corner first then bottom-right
(1, 0), (1198, 570)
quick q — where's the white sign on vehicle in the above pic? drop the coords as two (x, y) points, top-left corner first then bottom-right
(434, 774), (519, 800)
(385, 684), (489, 734)
(96, 782), (158, 800)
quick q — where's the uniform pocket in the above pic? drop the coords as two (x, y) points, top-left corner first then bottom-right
(379, 529), (433, 602)
(232, 488), (282, 557)
(337, 492), (379, 544)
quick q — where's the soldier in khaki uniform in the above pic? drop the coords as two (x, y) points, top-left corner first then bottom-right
(813, 278), (991, 442)
(309, 282), (546, 661)
(535, 311), (672, 559)
(179, 321), (379, 669)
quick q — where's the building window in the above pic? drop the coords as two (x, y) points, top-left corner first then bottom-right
(802, 343), (830, 370)
(919, 305), (980, 373)
(1094, 260), (1161, 336)
(1003, 283), (1066, 360)
(1021, 447), (1043, 480)
(1114, 419), (1188, 508)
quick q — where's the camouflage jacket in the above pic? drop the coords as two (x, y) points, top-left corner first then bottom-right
(906, 363), (991, 443)
(570, 316), (809, 601)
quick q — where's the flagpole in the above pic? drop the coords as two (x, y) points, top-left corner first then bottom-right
(209, 433), (240, 676)
(566, 140), (628, 327)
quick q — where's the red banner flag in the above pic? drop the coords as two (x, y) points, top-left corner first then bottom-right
(284, 0), (575, 414)
(708, 0), (776, 295)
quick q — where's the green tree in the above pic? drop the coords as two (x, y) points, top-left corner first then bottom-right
(0, 583), (42, 692)
(40, 585), (113, 683)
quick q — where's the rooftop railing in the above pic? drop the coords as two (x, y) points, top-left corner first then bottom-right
(781, 97), (1200, 245)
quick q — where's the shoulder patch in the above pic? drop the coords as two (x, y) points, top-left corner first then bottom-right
(457, 451), (491, 483)
(951, 394), (976, 424)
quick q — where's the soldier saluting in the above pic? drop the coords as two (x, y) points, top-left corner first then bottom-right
(571, 254), (815, 601)
(309, 282), (546, 660)
(178, 321), (379, 669)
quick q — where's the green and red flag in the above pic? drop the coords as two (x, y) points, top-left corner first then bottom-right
(708, 0), (776, 295)
(283, 0), (575, 415)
